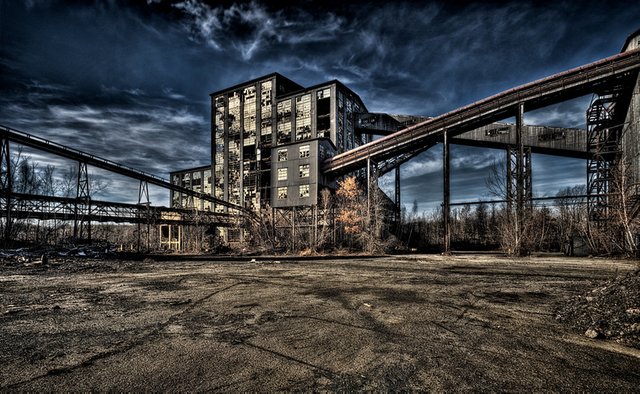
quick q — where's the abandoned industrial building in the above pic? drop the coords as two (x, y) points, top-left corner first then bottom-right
(164, 28), (640, 253)
(169, 73), (376, 243)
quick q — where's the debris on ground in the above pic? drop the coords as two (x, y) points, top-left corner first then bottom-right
(0, 243), (117, 262)
(555, 269), (640, 349)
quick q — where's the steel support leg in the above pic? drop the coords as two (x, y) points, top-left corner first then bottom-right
(443, 131), (451, 253)
(1, 137), (11, 243)
(515, 103), (531, 255)
(395, 165), (401, 227)
(367, 157), (371, 223)
(74, 161), (91, 241)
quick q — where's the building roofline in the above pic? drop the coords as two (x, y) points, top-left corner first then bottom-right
(276, 79), (368, 112)
(209, 73), (367, 112)
(622, 27), (640, 52)
(209, 72), (303, 97)
(170, 164), (212, 175)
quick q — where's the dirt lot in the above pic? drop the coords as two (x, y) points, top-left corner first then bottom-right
(1, 254), (639, 391)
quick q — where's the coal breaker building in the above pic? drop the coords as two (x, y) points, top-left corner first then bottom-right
(169, 73), (379, 244)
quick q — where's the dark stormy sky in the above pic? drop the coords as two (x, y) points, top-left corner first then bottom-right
(1, 0), (639, 211)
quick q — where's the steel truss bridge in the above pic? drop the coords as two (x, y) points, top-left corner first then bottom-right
(324, 42), (640, 251)
(0, 125), (248, 243)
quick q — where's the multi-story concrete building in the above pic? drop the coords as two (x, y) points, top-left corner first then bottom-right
(170, 73), (371, 241)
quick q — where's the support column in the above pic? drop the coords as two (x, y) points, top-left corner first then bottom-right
(74, 162), (91, 241)
(515, 103), (530, 255)
(443, 130), (451, 253)
(138, 180), (151, 252)
(367, 156), (371, 222)
(394, 165), (402, 238)
(395, 165), (401, 228)
(1, 136), (12, 244)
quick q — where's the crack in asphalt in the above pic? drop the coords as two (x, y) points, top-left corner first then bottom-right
(2, 281), (246, 390)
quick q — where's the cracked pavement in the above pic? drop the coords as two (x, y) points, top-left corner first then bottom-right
(1, 254), (639, 391)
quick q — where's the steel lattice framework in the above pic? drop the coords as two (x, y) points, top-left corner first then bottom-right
(0, 126), (251, 242)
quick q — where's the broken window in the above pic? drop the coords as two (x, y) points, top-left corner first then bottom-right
(203, 169), (212, 211)
(299, 164), (310, 178)
(337, 91), (344, 151)
(204, 169), (211, 191)
(228, 92), (241, 136)
(295, 94), (311, 141)
(278, 149), (287, 161)
(299, 145), (310, 158)
(171, 175), (181, 207)
(260, 81), (273, 140)
(277, 99), (292, 144)
(243, 86), (257, 146)
(316, 88), (331, 138)
(277, 167), (288, 181)
(278, 186), (288, 199)
(346, 98), (354, 150)
(227, 91), (242, 206)
(299, 184), (310, 198)
(214, 95), (226, 209)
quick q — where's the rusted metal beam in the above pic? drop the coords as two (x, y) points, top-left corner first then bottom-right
(323, 48), (640, 176)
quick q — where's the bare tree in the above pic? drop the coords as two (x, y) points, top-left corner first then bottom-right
(313, 188), (334, 252)
(485, 159), (524, 255)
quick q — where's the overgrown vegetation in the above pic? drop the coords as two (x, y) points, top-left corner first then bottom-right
(2, 151), (640, 257)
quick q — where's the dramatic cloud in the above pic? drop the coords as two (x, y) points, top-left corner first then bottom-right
(1, 0), (638, 212)
(173, 0), (348, 60)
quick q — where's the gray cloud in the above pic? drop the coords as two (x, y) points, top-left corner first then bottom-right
(173, 0), (348, 60)
(1, 0), (637, 212)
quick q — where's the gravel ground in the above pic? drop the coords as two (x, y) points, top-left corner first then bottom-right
(555, 267), (640, 348)
(1, 254), (639, 391)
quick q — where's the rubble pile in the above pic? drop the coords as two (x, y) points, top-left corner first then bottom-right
(555, 268), (640, 349)
(0, 243), (116, 261)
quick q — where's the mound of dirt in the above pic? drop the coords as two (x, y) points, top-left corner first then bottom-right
(555, 269), (640, 349)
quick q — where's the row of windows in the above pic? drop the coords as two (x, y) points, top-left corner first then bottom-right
(277, 164), (310, 180)
(215, 85), (337, 146)
(278, 184), (310, 199)
(277, 145), (310, 161)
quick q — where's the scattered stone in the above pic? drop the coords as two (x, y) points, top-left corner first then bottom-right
(4, 307), (23, 315)
(52, 305), (61, 310)
(556, 269), (640, 349)
(585, 328), (600, 339)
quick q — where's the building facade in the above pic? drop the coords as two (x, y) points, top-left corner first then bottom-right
(170, 73), (372, 240)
